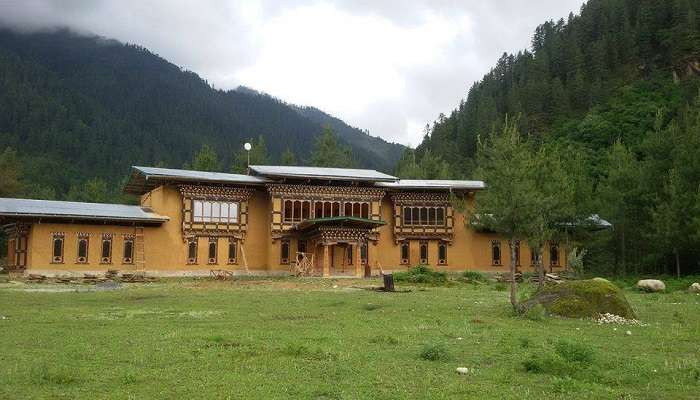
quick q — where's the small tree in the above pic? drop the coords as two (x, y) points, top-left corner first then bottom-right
(523, 145), (581, 289)
(231, 136), (270, 173)
(280, 147), (297, 166)
(395, 148), (423, 178)
(468, 117), (537, 309)
(311, 125), (354, 168)
(188, 144), (221, 172)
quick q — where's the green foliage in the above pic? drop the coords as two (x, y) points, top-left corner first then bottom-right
(0, 147), (21, 197)
(392, 265), (448, 285)
(419, 343), (452, 361)
(231, 136), (270, 173)
(67, 177), (109, 203)
(0, 29), (403, 203)
(523, 304), (546, 321)
(310, 125), (354, 168)
(187, 144), (221, 172)
(461, 270), (487, 283)
(279, 147), (297, 166)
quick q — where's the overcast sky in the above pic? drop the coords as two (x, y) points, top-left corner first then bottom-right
(1, 0), (583, 146)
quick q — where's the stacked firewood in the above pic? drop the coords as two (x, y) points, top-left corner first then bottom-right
(82, 273), (108, 284)
(495, 272), (523, 283)
(528, 273), (564, 284)
(26, 274), (47, 283)
(120, 273), (157, 283)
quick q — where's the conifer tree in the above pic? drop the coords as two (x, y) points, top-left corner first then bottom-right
(310, 126), (354, 168)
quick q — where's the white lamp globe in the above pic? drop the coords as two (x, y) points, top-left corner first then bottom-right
(244, 142), (252, 151)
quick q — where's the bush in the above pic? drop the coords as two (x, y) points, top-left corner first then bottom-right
(393, 265), (449, 285)
(419, 343), (452, 361)
(555, 340), (594, 363)
(523, 304), (546, 321)
(461, 270), (487, 283)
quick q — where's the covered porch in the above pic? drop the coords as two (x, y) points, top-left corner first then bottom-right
(292, 217), (385, 278)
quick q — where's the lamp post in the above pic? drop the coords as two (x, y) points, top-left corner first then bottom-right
(244, 142), (252, 173)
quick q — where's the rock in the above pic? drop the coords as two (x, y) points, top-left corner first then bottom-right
(456, 367), (469, 375)
(518, 279), (636, 319)
(625, 330), (632, 336)
(637, 279), (666, 292)
(689, 283), (700, 293)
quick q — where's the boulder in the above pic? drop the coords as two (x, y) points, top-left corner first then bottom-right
(637, 279), (666, 292)
(456, 367), (469, 375)
(518, 279), (636, 319)
(689, 283), (700, 293)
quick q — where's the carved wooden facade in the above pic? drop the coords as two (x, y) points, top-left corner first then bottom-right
(389, 192), (455, 243)
(3, 223), (30, 270)
(266, 184), (384, 240)
(178, 185), (254, 241)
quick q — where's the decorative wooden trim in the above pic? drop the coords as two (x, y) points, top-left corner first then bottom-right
(491, 240), (502, 266)
(122, 236), (135, 265)
(51, 232), (65, 264)
(76, 234), (90, 264)
(178, 184), (253, 239)
(100, 234), (113, 264)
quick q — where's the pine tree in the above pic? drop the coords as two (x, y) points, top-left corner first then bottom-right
(189, 144), (221, 172)
(395, 148), (423, 179)
(280, 148), (297, 166)
(0, 147), (22, 197)
(231, 136), (270, 173)
(310, 126), (354, 168)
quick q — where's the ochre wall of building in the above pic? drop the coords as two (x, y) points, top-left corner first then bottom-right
(23, 184), (566, 276)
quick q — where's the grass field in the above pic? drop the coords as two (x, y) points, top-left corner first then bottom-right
(0, 275), (698, 399)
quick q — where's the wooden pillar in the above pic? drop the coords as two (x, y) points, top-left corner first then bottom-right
(323, 244), (330, 277)
(355, 241), (363, 278)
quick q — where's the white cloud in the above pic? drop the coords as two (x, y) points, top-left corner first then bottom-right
(0, 0), (584, 146)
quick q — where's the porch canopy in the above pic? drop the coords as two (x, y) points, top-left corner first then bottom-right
(293, 217), (385, 277)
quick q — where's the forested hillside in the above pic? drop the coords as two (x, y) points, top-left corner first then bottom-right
(0, 28), (403, 201)
(406, 0), (700, 275)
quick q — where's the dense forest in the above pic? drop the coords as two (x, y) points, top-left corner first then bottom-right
(399, 0), (700, 275)
(0, 28), (404, 201)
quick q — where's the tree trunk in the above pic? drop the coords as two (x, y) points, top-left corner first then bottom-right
(621, 226), (627, 279)
(537, 249), (545, 290)
(674, 247), (680, 279)
(509, 240), (518, 309)
(382, 273), (395, 292)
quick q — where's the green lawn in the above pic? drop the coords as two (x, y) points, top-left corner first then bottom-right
(0, 276), (698, 399)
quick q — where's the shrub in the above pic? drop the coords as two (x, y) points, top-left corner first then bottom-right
(419, 343), (452, 361)
(555, 340), (594, 363)
(494, 283), (507, 291)
(393, 265), (448, 285)
(461, 270), (487, 283)
(369, 335), (399, 345)
(523, 304), (546, 321)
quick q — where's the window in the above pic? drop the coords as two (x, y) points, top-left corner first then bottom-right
(491, 240), (501, 266)
(361, 243), (368, 266)
(227, 239), (238, 264)
(192, 200), (239, 224)
(550, 244), (559, 266)
(438, 242), (447, 265)
(419, 241), (429, 264)
(77, 235), (89, 264)
(297, 240), (307, 254)
(101, 235), (112, 264)
(208, 238), (218, 264)
(346, 245), (353, 265)
(403, 206), (447, 226)
(400, 242), (410, 265)
(361, 203), (369, 219)
(280, 240), (290, 264)
(187, 238), (198, 264)
(51, 234), (64, 263)
(123, 237), (134, 264)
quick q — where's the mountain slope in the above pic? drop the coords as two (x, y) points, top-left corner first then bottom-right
(0, 28), (404, 199)
(417, 0), (700, 171)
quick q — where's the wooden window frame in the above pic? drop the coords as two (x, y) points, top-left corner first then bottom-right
(438, 242), (447, 265)
(227, 238), (238, 264)
(76, 234), (90, 264)
(550, 244), (560, 266)
(419, 241), (429, 265)
(51, 233), (65, 264)
(207, 238), (218, 265)
(192, 199), (240, 224)
(491, 240), (501, 266)
(403, 206), (447, 227)
(100, 234), (113, 264)
(345, 245), (353, 266)
(280, 239), (290, 265)
(400, 241), (410, 265)
(187, 238), (198, 265)
(123, 236), (135, 265)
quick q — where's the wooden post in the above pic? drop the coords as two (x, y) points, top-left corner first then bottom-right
(323, 244), (330, 277)
(355, 242), (362, 278)
(240, 243), (250, 274)
(382, 273), (395, 291)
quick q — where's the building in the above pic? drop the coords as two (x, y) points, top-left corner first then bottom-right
(0, 165), (570, 277)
